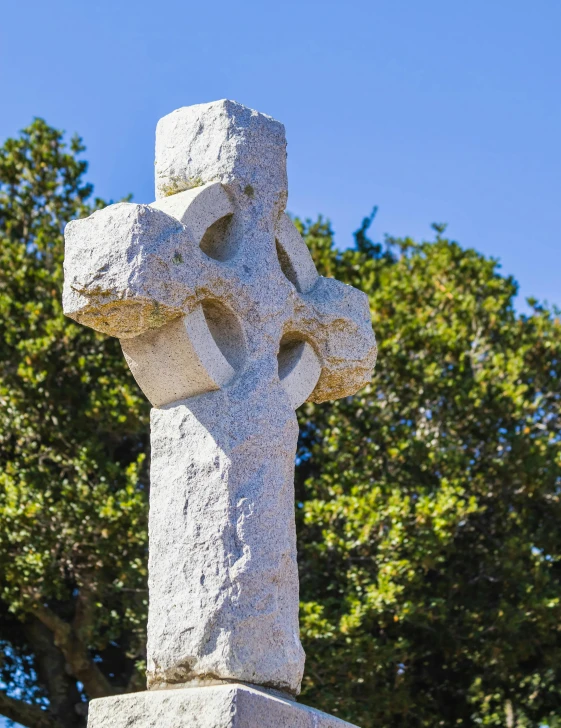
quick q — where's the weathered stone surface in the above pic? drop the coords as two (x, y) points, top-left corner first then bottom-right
(148, 387), (303, 692)
(88, 683), (358, 728)
(63, 100), (377, 702)
(154, 100), (287, 212)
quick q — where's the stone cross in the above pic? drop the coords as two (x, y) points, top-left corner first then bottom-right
(63, 101), (376, 703)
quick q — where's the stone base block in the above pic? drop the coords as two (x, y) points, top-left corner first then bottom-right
(87, 683), (358, 728)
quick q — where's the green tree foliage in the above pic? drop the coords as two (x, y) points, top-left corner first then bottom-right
(0, 120), (149, 728)
(296, 216), (561, 727)
(0, 122), (560, 728)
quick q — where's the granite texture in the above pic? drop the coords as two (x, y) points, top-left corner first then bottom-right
(63, 100), (377, 699)
(148, 389), (303, 693)
(87, 684), (358, 728)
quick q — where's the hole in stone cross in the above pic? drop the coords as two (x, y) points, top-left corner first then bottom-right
(201, 299), (245, 371)
(275, 239), (301, 291)
(277, 334), (307, 382)
(199, 214), (235, 262)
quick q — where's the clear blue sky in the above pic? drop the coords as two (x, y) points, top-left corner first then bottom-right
(1, 0), (559, 310)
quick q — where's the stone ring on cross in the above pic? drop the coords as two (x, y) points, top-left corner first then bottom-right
(63, 100), (376, 724)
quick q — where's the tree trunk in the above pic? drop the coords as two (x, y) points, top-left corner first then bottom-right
(24, 619), (85, 728)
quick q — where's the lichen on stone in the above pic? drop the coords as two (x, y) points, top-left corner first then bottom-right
(161, 176), (204, 197)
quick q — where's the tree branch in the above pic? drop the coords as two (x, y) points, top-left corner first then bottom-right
(0, 691), (61, 728)
(30, 603), (117, 699)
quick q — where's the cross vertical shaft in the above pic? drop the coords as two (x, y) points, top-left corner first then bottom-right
(147, 101), (306, 694)
(148, 385), (303, 692)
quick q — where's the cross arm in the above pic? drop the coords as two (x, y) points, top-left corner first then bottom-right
(296, 277), (377, 403)
(63, 202), (199, 338)
(63, 182), (236, 340)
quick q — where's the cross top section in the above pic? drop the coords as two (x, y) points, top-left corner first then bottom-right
(63, 100), (376, 411)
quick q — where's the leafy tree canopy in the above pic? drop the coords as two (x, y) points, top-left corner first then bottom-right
(0, 121), (560, 728)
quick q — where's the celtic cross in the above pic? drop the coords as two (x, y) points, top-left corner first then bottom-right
(63, 100), (376, 699)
